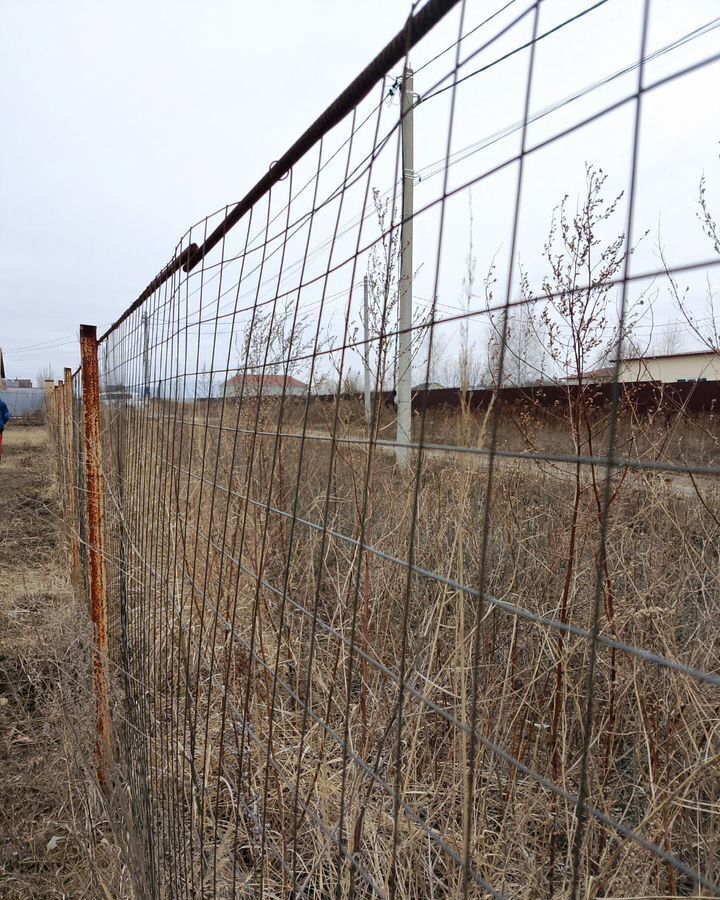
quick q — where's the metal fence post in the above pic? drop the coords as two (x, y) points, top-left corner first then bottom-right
(53, 382), (62, 433)
(44, 378), (56, 425)
(53, 383), (64, 482)
(79, 323), (113, 790)
(63, 366), (82, 587)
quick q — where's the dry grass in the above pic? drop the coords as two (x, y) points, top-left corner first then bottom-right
(0, 426), (132, 899)
(92, 396), (720, 898)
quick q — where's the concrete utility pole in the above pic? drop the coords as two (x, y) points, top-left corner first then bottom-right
(142, 313), (151, 398)
(396, 66), (413, 467)
(363, 275), (372, 423)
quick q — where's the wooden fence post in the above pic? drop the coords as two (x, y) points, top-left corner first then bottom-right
(79, 324), (113, 790)
(63, 367), (82, 587)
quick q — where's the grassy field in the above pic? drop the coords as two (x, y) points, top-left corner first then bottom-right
(97, 397), (720, 898)
(6, 404), (717, 897)
(0, 426), (130, 899)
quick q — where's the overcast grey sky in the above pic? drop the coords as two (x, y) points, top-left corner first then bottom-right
(2, 0), (719, 381)
(1, 0), (408, 377)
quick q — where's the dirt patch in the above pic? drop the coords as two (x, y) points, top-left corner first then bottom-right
(0, 427), (131, 898)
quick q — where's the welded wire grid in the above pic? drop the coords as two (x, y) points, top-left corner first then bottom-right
(66, 1), (720, 896)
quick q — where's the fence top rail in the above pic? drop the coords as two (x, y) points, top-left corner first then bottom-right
(98, 242), (198, 343)
(96, 0), (462, 347)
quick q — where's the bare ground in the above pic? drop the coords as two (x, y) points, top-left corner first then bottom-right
(0, 426), (130, 899)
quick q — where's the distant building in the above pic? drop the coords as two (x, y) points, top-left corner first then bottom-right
(0, 349), (34, 389)
(567, 350), (720, 385)
(225, 373), (308, 397)
(617, 350), (720, 383)
(412, 381), (445, 391)
(563, 366), (614, 385)
(101, 383), (134, 404)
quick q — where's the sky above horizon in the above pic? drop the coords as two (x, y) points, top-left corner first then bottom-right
(2, 0), (719, 383)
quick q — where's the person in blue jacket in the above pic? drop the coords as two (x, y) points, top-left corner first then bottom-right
(0, 397), (11, 461)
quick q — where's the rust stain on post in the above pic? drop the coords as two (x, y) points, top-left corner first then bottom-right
(53, 383), (62, 430)
(44, 379), (56, 425)
(63, 367), (81, 587)
(80, 324), (113, 790)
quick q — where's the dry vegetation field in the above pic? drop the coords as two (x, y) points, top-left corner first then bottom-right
(99, 395), (720, 898)
(0, 426), (130, 898)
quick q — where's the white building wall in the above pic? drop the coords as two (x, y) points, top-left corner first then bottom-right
(618, 352), (720, 383)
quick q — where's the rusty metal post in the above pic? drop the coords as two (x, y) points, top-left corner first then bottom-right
(52, 384), (60, 428)
(79, 324), (113, 790)
(53, 384), (64, 482)
(53, 383), (62, 431)
(63, 367), (82, 587)
(44, 378), (55, 426)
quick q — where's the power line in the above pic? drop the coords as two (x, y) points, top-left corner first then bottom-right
(418, 0), (613, 106)
(4, 334), (78, 354)
(414, 15), (720, 181)
(413, 0), (522, 76)
(186, 12), (720, 338)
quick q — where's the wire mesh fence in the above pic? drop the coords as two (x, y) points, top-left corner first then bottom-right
(52, 0), (720, 896)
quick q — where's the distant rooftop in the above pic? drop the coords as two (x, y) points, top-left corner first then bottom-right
(618, 349), (717, 363)
(226, 373), (307, 389)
